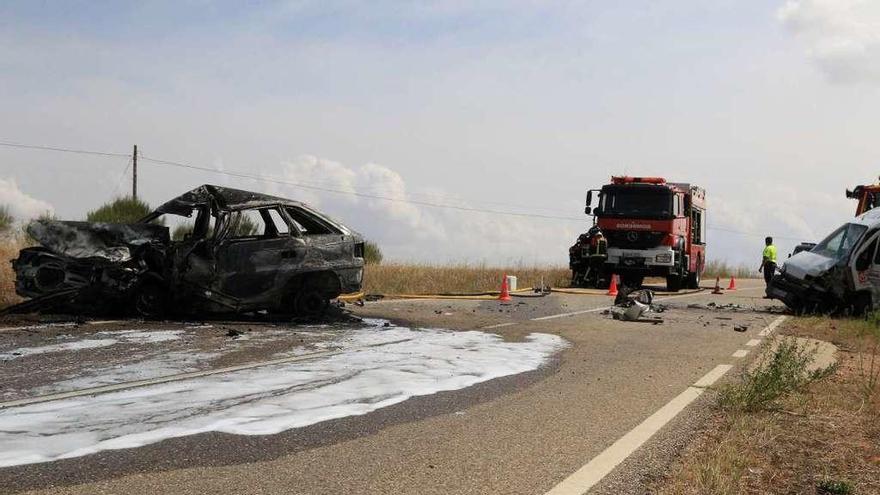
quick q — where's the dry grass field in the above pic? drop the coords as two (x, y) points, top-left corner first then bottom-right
(702, 260), (755, 280)
(362, 263), (570, 295)
(0, 236), (24, 308)
(655, 317), (880, 494)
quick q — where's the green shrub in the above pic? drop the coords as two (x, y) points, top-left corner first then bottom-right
(171, 223), (194, 241)
(817, 479), (853, 495)
(86, 196), (152, 224)
(718, 338), (832, 412)
(364, 240), (383, 265)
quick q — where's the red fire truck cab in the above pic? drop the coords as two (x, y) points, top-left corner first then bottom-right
(585, 176), (707, 292)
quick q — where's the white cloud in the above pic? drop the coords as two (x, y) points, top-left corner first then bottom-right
(0, 178), (54, 222)
(778, 0), (880, 83)
(265, 156), (577, 264)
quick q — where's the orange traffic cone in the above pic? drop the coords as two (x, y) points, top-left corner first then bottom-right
(498, 274), (512, 302)
(607, 274), (619, 297)
(727, 277), (737, 291)
(712, 276), (723, 295)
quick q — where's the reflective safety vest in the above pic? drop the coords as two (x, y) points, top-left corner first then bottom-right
(763, 245), (777, 264)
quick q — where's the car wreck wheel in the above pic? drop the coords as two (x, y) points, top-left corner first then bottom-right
(134, 281), (167, 318)
(294, 288), (329, 317)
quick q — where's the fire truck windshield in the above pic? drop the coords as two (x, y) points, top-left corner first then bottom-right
(597, 189), (673, 219)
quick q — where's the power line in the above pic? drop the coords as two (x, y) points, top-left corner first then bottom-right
(0, 141), (130, 158)
(139, 154), (588, 222)
(0, 138), (815, 239)
(707, 226), (805, 242)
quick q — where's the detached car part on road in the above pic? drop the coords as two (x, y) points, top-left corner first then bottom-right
(769, 208), (880, 315)
(9, 185), (365, 317)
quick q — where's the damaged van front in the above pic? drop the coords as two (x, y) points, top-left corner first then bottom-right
(769, 210), (880, 314)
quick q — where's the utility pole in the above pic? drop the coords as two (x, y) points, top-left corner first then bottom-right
(132, 144), (138, 199)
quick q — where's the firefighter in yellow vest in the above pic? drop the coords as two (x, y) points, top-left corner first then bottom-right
(760, 236), (778, 295)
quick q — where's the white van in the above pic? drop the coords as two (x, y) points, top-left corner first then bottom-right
(769, 208), (880, 314)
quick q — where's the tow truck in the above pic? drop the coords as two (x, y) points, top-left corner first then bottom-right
(847, 179), (880, 216)
(570, 176), (706, 292)
(788, 179), (880, 257)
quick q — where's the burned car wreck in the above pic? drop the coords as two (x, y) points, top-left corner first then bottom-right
(768, 209), (880, 315)
(8, 185), (365, 317)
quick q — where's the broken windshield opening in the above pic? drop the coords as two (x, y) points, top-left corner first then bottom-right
(812, 223), (867, 263)
(150, 207), (216, 241)
(598, 190), (673, 219)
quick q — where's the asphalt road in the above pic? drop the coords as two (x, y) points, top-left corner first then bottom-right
(0, 279), (786, 494)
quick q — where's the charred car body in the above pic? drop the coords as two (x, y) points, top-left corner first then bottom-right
(10, 185), (365, 317)
(768, 208), (880, 314)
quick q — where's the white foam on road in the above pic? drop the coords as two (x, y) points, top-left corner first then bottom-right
(1, 330), (188, 362)
(98, 329), (186, 344)
(0, 321), (566, 467)
(29, 350), (222, 396)
(0, 339), (119, 361)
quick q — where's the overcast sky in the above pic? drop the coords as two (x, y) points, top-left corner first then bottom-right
(1, 0), (879, 266)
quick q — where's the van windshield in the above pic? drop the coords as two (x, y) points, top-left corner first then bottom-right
(812, 223), (867, 262)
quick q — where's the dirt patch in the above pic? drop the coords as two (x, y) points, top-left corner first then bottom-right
(653, 317), (880, 494)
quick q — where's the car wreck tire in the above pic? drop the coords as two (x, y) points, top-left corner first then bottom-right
(293, 288), (329, 317)
(133, 281), (168, 318)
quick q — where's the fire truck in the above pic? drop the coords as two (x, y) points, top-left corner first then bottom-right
(570, 176), (706, 292)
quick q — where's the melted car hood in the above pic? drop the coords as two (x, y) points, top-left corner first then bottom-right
(27, 220), (170, 262)
(782, 250), (837, 280)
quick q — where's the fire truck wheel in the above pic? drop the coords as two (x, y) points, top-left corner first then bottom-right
(686, 270), (701, 289)
(621, 274), (644, 288)
(666, 273), (683, 292)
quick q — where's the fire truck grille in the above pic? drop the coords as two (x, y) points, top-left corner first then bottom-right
(606, 231), (666, 249)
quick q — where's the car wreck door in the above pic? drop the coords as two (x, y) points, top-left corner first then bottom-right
(212, 207), (306, 305)
(284, 206), (351, 268)
(850, 231), (880, 308)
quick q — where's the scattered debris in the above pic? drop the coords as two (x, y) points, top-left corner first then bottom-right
(226, 329), (243, 338)
(610, 288), (663, 323)
(4, 185), (366, 318)
(734, 325), (748, 332)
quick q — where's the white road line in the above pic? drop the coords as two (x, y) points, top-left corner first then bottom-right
(732, 349), (749, 358)
(481, 322), (519, 329)
(693, 364), (733, 388)
(531, 307), (610, 321)
(545, 364), (733, 495)
(759, 315), (787, 336)
(530, 290), (709, 322)
(745, 339), (761, 347)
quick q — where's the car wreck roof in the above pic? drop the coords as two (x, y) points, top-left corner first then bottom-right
(154, 185), (311, 214)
